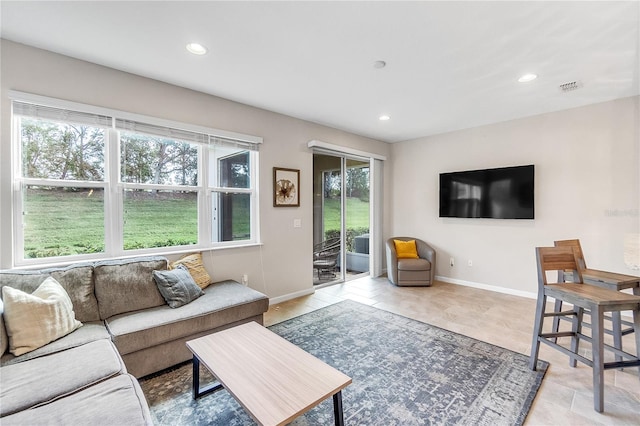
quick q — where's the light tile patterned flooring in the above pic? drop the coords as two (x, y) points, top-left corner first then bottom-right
(264, 277), (640, 425)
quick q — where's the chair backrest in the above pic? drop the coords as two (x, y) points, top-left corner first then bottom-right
(535, 246), (584, 288)
(314, 237), (340, 255)
(554, 239), (587, 269)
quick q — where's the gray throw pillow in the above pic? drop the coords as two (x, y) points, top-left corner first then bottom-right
(152, 265), (204, 308)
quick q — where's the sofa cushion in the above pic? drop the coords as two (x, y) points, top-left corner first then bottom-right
(2, 277), (82, 356)
(94, 256), (168, 320)
(1, 321), (109, 366)
(44, 264), (100, 322)
(106, 280), (269, 356)
(0, 269), (48, 292)
(0, 299), (7, 356)
(0, 263), (99, 322)
(1, 374), (153, 426)
(153, 265), (204, 308)
(170, 252), (212, 289)
(0, 339), (126, 417)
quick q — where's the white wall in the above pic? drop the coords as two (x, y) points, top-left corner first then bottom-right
(0, 40), (391, 301)
(389, 96), (640, 296)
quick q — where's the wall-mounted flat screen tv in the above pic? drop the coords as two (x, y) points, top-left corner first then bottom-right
(439, 165), (534, 219)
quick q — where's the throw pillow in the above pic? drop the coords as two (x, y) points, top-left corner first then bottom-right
(170, 252), (212, 290)
(2, 277), (83, 356)
(0, 298), (8, 356)
(153, 265), (204, 308)
(394, 239), (419, 259)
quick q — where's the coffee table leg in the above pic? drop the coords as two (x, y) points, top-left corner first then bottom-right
(333, 391), (344, 426)
(192, 355), (201, 399)
(192, 355), (224, 399)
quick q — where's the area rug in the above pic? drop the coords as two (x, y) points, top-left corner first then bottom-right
(139, 300), (548, 425)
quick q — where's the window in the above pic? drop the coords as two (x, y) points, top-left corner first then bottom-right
(209, 147), (253, 242)
(120, 132), (199, 250)
(11, 92), (261, 266)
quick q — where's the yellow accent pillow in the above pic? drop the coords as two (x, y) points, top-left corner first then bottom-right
(2, 277), (82, 356)
(394, 240), (419, 259)
(170, 253), (212, 290)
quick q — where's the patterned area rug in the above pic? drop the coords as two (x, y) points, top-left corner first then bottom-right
(140, 300), (548, 425)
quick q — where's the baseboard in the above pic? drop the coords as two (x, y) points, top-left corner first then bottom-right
(435, 275), (537, 299)
(269, 287), (315, 305)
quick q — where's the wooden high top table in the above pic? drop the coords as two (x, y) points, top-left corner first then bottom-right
(186, 322), (352, 426)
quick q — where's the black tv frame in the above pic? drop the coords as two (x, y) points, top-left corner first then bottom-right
(439, 164), (535, 219)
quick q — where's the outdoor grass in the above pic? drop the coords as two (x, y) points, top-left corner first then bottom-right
(23, 190), (366, 259)
(23, 189), (248, 258)
(322, 197), (370, 231)
(123, 193), (198, 250)
(24, 188), (107, 258)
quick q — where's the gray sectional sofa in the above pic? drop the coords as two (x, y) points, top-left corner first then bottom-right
(0, 255), (270, 425)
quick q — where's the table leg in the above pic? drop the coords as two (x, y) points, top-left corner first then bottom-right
(592, 306), (604, 413)
(333, 391), (344, 426)
(612, 312), (623, 364)
(192, 355), (200, 399)
(192, 355), (224, 399)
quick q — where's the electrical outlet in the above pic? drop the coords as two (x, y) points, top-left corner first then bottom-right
(242, 274), (248, 285)
(450, 257), (454, 267)
(467, 260), (473, 267)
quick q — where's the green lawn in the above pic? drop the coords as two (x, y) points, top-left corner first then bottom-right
(22, 189), (213, 258)
(123, 192), (198, 250)
(322, 197), (370, 231)
(23, 190), (367, 259)
(322, 197), (370, 251)
(24, 188), (107, 258)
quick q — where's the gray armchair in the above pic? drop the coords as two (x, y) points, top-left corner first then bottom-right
(385, 237), (436, 286)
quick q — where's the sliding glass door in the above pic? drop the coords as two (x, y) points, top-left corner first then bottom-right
(313, 153), (370, 285)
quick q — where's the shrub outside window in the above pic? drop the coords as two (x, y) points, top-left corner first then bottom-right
(11, 93), (261, 266)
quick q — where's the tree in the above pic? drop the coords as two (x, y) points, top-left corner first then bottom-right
(120, 135), (198, 186)
(346, 166), (369, 200)
(21, 118), (105, 181)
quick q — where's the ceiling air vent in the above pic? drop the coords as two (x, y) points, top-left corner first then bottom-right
(559, 81), (582, 92)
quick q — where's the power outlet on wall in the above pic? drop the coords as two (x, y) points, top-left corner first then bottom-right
(241, 274), (248, 286)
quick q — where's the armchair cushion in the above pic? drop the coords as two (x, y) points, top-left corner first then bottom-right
(398, 258), (431, 270)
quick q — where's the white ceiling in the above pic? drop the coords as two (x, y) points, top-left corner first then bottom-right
(1, 1), (639, 143)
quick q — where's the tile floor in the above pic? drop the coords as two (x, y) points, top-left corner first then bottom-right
(264, 277), (640, 426)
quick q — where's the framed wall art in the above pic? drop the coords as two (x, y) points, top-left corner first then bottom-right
(273, 167), (300, 207)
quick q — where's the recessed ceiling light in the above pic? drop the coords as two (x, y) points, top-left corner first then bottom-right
(379, 115), (390, 121)
(186, 43), (208, 55)
(373, 60), (386, 69)
(518, 73), (538, 83)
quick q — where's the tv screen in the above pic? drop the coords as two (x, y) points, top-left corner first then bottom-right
(439, 165), (534, 219)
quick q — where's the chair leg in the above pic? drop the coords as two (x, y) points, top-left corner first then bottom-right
(552, 299), (563, 343)
(569, 306), (583, 368)
(530, 294), (546, 370)
(591, 305), (605, 413)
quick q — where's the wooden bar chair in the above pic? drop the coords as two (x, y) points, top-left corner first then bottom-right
(553, 239), (640, 362)
(529, 246), (640, 412)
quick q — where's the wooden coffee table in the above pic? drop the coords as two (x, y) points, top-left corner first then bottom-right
(186, 322), (352, 426)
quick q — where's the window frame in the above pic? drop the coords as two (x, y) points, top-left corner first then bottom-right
(10, 91), (262, 267)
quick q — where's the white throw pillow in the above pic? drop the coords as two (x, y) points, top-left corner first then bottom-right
(2, 277), (82, 356)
